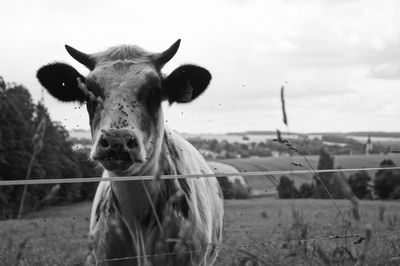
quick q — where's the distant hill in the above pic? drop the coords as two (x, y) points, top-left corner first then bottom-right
(226, 131), (301, 136)
(68, 129), (400, 145)
(227, 130), (400, 138)
(69, 129), (91, 140)
(345, 132), (400, 138)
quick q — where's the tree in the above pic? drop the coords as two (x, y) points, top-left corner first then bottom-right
(217, 176), (233, 199)
(330, 170), (349, 199)
(312, 148), (335, 198)
(209, 139), (220, 152)
(277, 175), (298, 198)
(374, 159), (400, 199)
(298, 183), (313, 198)
(0, 76), (100, 219)
(390, 186), (400, 199)
(0, 82), (36, 218)
(217, 176), (250, 199)
(348, 170), (372, 199)
(75, 148), (102, 200)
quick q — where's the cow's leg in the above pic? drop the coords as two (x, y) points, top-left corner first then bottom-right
(90, 217), (137, 266)
(103, 222), (136, 266)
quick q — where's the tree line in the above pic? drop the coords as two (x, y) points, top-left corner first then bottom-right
(0, 76), (101, 219)
(277, 148), (400, 200)
(188, 135), (391, 159)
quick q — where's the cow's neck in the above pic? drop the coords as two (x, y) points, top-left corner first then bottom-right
(108, 166), (158, 226)
(107, 130), (170, 227)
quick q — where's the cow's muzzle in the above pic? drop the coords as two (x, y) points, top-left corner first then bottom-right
(92, 128), (144, 171)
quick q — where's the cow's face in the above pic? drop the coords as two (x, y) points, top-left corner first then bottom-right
(37, 40), (211, 174)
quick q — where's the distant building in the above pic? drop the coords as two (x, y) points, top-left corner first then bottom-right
(271, 151), (280, 157)
(199, 149), (218, 159)
(365, 135), (373, 155)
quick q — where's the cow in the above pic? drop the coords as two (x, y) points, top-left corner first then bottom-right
(37, 40), (224, 266)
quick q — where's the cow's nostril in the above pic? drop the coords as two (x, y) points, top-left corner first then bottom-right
(127, 138), (137, 149)
(99, 137), (109, 148)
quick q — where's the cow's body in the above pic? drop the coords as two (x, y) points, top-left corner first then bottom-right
(37, 40), (224, 266)
(89, 127), (223, 265)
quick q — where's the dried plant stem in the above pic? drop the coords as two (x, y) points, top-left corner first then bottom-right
(354, 224), (372, 266)
(280, 85), (288, 126)
(277, 84), (356, 239)
(275, 135), (358, 240)
(141, 180), (165, 237)
(300, 154), (357, 238)
(17, 118), (46, 219)
(17, 150), (37, 219)
(335, 173), (360, 221)
(76, 78), (104, 108)
(12, 237), (30, 266)
(314, 245), (332, 266)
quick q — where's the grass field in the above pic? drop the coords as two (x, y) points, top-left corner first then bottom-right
(1, 198), (400, 265)
(219, 154), (400, 190)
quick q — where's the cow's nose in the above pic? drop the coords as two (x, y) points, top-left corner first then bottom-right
(98, 128), (138, 153)
(92, 128), (145, 170)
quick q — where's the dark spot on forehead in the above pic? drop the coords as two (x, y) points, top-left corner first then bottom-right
(112, 61), (135, 74)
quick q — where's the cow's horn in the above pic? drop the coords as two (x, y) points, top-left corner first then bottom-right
(65, 45), (96, 70)
(155, 39), (181, 67)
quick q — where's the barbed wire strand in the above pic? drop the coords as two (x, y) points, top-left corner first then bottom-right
(4, 164), (400, 264)
(1, 166), (400, 186)
(93, 229), (400, 264)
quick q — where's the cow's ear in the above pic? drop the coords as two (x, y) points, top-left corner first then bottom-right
(163, 64), (211, 104)
(37, 62), (86, 103)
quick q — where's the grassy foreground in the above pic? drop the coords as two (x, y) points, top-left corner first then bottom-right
(1, 198), (400, 265)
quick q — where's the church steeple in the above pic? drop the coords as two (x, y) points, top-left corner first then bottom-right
(366, 135), (373, 155)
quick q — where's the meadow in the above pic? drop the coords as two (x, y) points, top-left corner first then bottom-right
(1, 198), (400, 265)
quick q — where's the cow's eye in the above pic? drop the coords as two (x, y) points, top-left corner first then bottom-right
(150, 88), (161, 98)
(138, 87), (161, 110)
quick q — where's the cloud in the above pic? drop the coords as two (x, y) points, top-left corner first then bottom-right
(370, 63), (400, 79)
(1, 0), (400, 133)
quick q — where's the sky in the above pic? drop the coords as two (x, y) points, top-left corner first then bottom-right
(1, 0), (400, 134)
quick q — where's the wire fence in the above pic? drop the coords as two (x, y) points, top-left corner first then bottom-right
(1, 166), (400, 186)
(3, 165), (400, 265)
(91, 228), (400, 264)
(74, 227), (400, 265)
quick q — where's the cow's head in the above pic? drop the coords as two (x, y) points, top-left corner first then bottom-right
(37, 40), (211, 174)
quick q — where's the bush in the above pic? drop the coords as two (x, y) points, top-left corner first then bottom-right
(217, 177), (251, 199)
(348, 170), (371, 199)
(230, 182), (251, 199)
(277, 175), (298, 199)
(374, 159), (400, 199)
(298, 183), (313, 198)
(390, 186), (400, 199)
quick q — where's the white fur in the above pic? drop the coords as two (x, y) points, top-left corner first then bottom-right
(88, 128), (224, 265)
